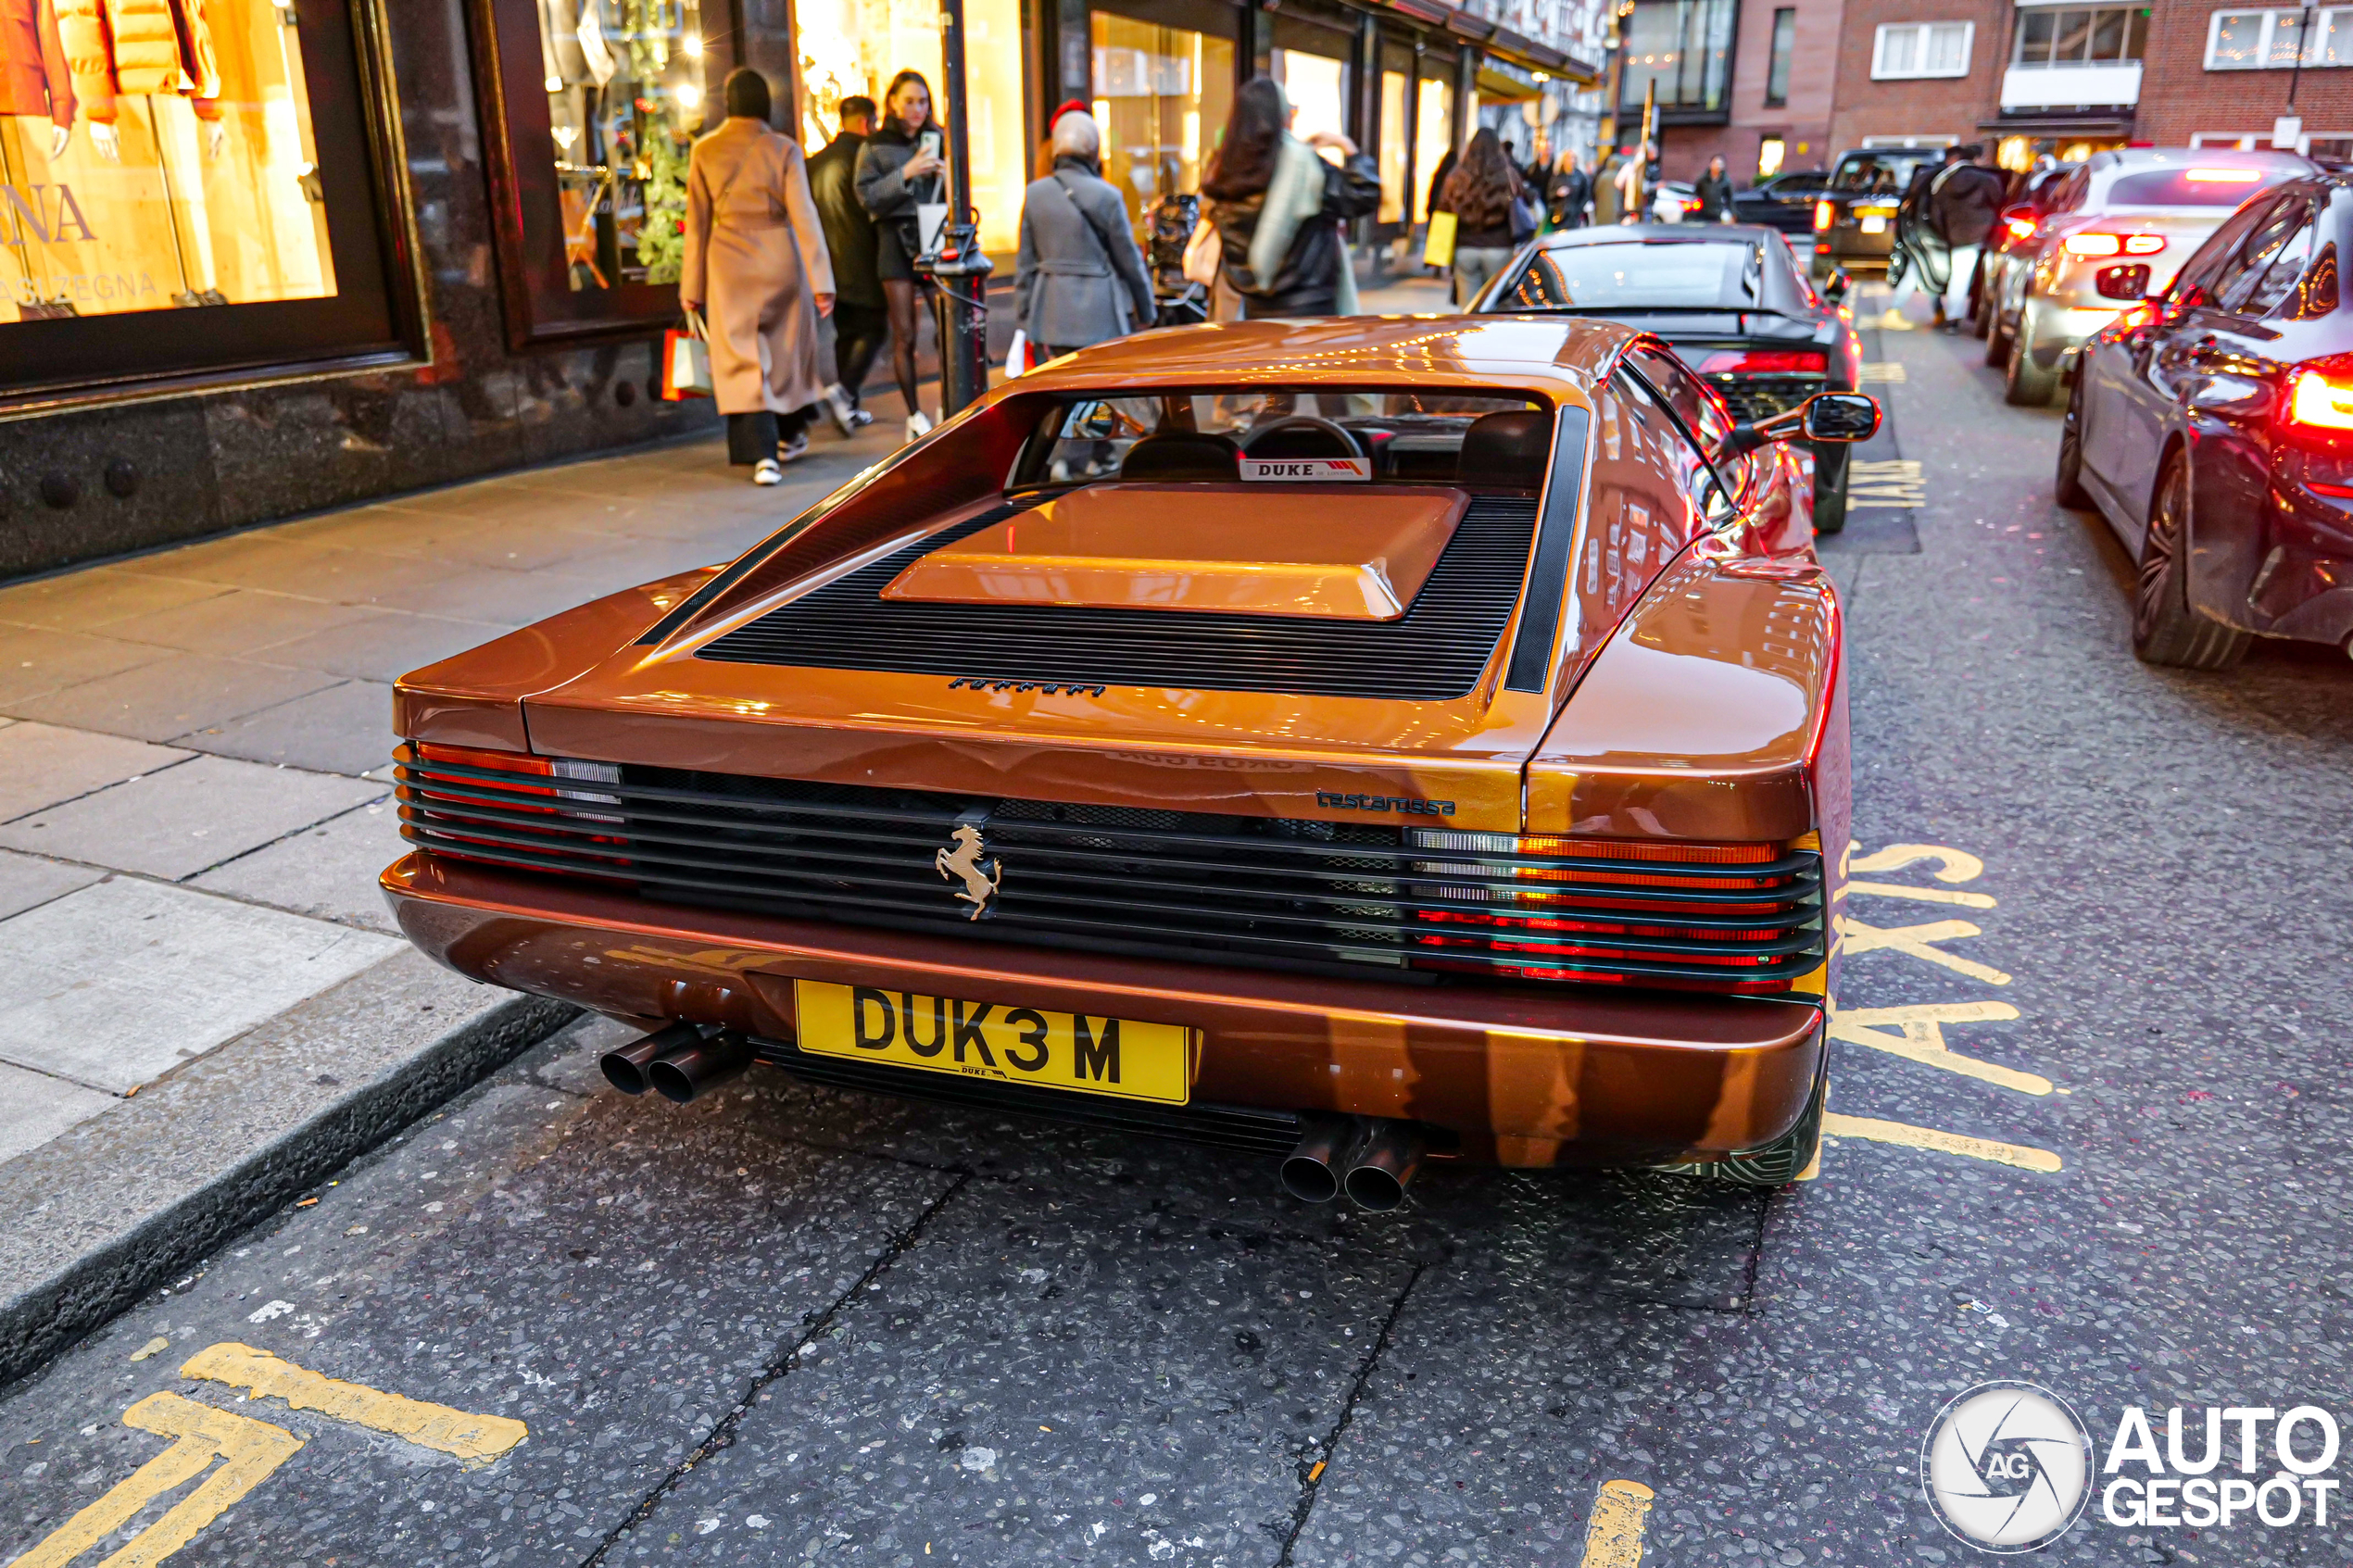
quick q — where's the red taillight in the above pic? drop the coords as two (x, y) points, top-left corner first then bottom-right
(399, 743), (630, 874)
(2062, 232), (2122, 257)
(1697, 349), (1829, 376)
(2123, 234), (2166, 255)
(2286, 367), (2353, 432)
(2004, 214), (2038, 244)
(1813, 199), (1832, 232)
(416, 742), (554, 778)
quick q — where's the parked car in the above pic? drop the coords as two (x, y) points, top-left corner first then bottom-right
(1987, 146), (2313, 406)
(1734, 169), (1831, 244)
(1966, 163), (2079, 339)
(2057, 171), (2353, 669)
(1811, 146), (1945, 277)
(1473, 223), (1869, 530)
(384, 317), (1876, 1197)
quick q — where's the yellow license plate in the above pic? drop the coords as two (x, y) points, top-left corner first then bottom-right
(793, 981), (1192, 1105)
(1859, 214), (1888, 235)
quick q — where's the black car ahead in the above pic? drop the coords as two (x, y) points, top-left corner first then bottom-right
(2057, 170), (2353, 668)
(1733, 169), (1831, 245)
(1474, 223), (1869, 531)
(1812, 146), (1944, 278)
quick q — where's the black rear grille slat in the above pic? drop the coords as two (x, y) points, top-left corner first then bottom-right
(397, 749), (1828, 993)
(693, 493), (1541, 700)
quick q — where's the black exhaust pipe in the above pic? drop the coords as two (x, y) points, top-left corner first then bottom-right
(647, 1028), (754, 1104)
(599, 1022), (705, 1096)
(1280, 1116), (1355, 1203)
(1342, 1121), (1426, 1211)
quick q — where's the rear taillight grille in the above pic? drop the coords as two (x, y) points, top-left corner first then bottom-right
(394, 747), (1826, 995)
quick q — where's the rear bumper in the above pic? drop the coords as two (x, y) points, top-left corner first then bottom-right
(383, 853), (1826, 1168)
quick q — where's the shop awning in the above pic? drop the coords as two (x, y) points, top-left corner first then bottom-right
(1978, 113), (2134, 138)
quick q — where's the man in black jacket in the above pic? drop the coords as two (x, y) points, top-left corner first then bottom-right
(1930, 144), (2007, 333)
(805, 95), (884, 425)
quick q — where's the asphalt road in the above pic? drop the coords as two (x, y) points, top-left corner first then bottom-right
(5, 315), (2351, 1568)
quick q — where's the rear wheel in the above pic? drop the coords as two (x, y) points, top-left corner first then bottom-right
(2055, 374), (2094, 509)
(1661, 1061), (1827, 1188)
(1812, 445), (1850, 535)
(2133, 456), (2249, 671)
(2004, 315), (2059, 406)
(1983, 301), (2011, 367)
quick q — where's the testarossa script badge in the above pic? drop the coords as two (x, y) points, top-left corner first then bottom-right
(1316, 791), (1455, 816)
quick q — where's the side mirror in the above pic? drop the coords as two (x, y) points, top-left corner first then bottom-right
(2095, 263), (2151, 302)
(1718, 391), (1882, 458)
(1821, 268), (1851, 304)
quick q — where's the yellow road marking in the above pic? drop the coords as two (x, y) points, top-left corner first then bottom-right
(1579, 1478), (1655, 1566)
(1858, 362), (1907, 383)
(181, 1343), (526, 1461)
(1846, 458), (1924, 508)
(5, 1393), (301, 1568)
(1836, 915), (2013, 985)
(1848, 844), (1983, 883)
(1845, 879), (1996, 909)
(127, 1339), (170, 1363)
(1830, 1001), (2048, 1096)
(1821, 1112), (2062, 1172)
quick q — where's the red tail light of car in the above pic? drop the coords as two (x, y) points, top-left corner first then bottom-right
(2061, 232), (2168, 259)
(2004, 213), (2038, 244)
(397, 743), (632, 876)
(1695, 349), (1830, 376)
(1401, 831), (1825, 994)
(1813, 199), (1833, 232)
(2285, 364), (2353, 433)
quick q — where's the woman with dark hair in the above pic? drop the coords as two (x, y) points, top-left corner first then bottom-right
(855, 69), (949, 441)
(1199, 77), (1379, 318)
(681, 68), (839, 484)
(1441, 128), (1522, 307)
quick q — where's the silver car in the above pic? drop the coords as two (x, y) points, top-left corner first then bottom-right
(1988, 146), (2312, 405)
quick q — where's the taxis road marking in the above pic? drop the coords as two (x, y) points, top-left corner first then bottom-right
(181, 1342), (527, 1461)
(1835, 914), (2013, 985)
(1830, 1001), (2049, 1096)
(1579, 1478), (1655, 1566)
(1821, 1112), (2063, 1172)
(1847, 843), (1983, 883)
(4, 1393), (301, 1568)
(1846, 879), (1996, 909)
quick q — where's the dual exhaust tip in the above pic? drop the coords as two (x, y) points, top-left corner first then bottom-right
(1282, 1116), (1425, 1211)
(599, 1022), (753, 1104)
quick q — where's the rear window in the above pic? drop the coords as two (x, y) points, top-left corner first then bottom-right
(2104, 166), (2296, 207)
(1497, 241), (1761, 309)
(1016, 390), (1542, 487)
(1829, 152), (1937, 194)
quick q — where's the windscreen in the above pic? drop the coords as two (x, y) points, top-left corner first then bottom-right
(2102, 166), (2298, 208)
(1498, 241), (1761, 310)
(1829, 151), (1939, 194)
(1018, 390), (1542, 486)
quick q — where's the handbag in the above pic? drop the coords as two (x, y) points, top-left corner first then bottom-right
(661, 307), (712, 400)
(1181, 214), (1221, 287)
(1509, 190), (1541, 245)
(1422, 209), (1457, 269)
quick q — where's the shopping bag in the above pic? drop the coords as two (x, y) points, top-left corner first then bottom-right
(661, 309), (711, 401)
(1005, 328), (1030, 379)
(1181, 216), (1221, 286)
(1422, 209), (1457, 269)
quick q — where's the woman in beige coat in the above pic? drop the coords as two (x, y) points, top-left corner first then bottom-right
(681, 69), (847, 483)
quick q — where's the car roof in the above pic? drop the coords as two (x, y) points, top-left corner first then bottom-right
(1536, 222), (1788, 249)
(2089, 145), (2309, 173)
(995, 316), (1630, 407)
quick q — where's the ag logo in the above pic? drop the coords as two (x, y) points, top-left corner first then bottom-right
(1920, 1380), (2094, 1552)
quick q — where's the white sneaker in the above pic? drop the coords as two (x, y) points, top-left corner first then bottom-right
(777, 431), (809, 463)
(905, 409), (935, 443)
(751, 458), (784, 485)
(849, 408), (874, 429)
(822, 383), (857, 438)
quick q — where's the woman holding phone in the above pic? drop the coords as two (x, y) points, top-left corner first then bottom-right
(854, 69), (949, 443)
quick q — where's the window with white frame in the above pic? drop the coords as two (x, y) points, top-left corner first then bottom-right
(2012, 6), (2148, 66)
(2206, 6), (2353, 68)
(1874, 20), (1975, 78)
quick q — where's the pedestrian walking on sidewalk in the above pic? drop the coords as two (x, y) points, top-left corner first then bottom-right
(1200, 77), (1380, 320)
(855, 69), (950, 443)
(1693, 155), (1736, 224)
(681, 69), (840, 486)
(1014, 110), (1155, 359)
(1546, 149), (1591, 231)
(1931, 144), (2007, 333)
(807, 94), (885, 430)
(1441, 128), (1523, 307)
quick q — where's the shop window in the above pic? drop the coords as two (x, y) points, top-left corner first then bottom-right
(1, 0), (401, 400)
(798, 0), (1026, 252)
(2012, 6), (2148, 66)
(1090, 14), (1233, 238)
(1871, 21), (1973, 79)
(2206, 6), (2353, 68)
(1765, 6), (1795, 106)
(538, 0), (708, 295)
(1413, 75), (1453, 222)
(1272, 48), (1348, 144)
(1378, 69), (1408, 223)
(1619, 0), (1738, 113)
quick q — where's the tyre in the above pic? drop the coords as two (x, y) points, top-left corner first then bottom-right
(2055, 375), (2094, 509)
(2133, 457), (2249, 671)
(1660, 1060), (1827, 1188)
(1983, 304), (2011, 368)
(1812, 445), (1849, 535)
(2004, 315), (2059, 406)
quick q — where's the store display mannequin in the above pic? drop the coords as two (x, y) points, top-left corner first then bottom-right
(56, 0), (227, 302)
(0, 0), (75, 157)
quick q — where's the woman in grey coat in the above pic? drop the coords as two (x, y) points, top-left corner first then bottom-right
(1014, 111), (1155, 359)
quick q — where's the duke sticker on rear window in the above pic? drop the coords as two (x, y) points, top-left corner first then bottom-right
(1241, 457), (1370, 482)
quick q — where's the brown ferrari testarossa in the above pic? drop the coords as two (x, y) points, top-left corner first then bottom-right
(384, 315), (1875, 1206)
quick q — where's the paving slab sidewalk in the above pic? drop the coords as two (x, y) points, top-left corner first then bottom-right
(0, 416), (901, 1387)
